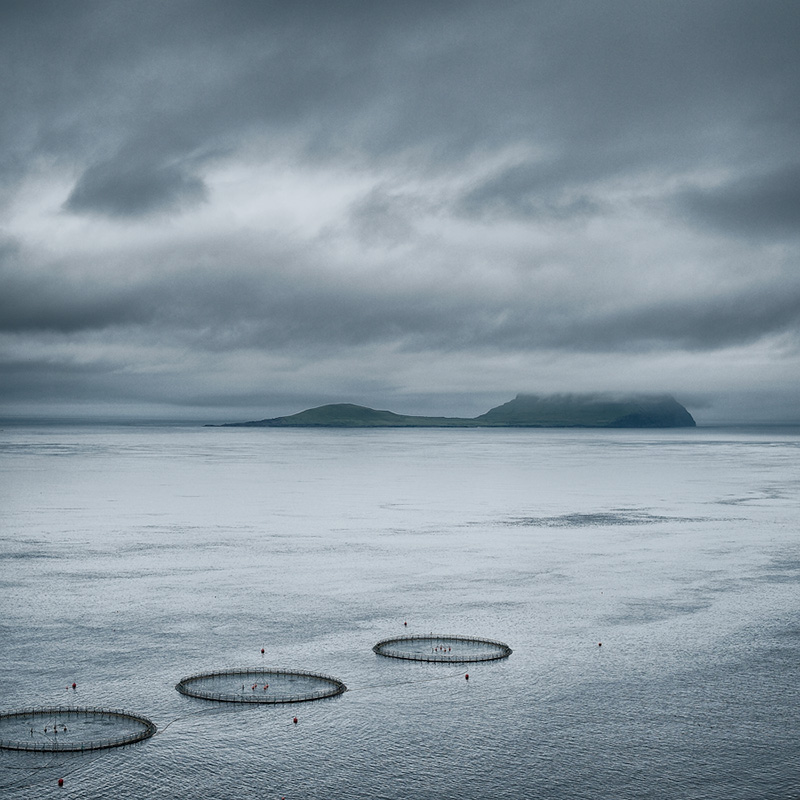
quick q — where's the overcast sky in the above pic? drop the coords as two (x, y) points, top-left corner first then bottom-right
(2, 0), (799, 423)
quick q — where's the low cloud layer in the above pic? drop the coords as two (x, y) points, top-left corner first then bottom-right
(673, 165), (800, 238)
(2, 1), (799, 422)
(64, 157), (207, 218)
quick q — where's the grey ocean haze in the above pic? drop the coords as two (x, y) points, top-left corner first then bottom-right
(1, 1), (800, 423)
(1, 424), (799, 798)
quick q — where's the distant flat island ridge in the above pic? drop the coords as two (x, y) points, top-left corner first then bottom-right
(216, 393), (696, 428)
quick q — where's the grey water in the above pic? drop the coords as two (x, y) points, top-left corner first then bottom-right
(0, 424), (798, 799)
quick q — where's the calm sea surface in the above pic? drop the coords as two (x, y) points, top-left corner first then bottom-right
(1, 424), (798, 799)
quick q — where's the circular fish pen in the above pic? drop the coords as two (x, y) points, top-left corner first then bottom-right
(175, 668), (347, 704)
(0, 706), (157, 752)
(373, 635), (512, 663)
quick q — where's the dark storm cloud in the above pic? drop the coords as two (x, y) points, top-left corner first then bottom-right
(0, 271), (151, 333)
(456, 159), (605, 221)
(0, 239), (152, 332)
(575, 285), (800, 353)
(672, 165), (800, 238)
(4, 1), (799, 184)
(64, 156), (207, 218)
(3, 233), (798, 357)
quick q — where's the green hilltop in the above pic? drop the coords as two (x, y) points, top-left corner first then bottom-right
(220, 393), (696, 428)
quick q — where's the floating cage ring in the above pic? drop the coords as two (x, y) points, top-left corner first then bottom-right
(373, 634), (512, 663)
(175, 668), (347, 704)
(0, 706), (157, 752)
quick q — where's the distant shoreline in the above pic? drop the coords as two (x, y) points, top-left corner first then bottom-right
(2, 419), (800, 432)
(215, 393), (698, 429)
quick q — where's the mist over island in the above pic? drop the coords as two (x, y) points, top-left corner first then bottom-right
(219, 393), (696, 428)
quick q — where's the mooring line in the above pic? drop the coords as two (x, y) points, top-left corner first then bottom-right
(155, 704), (230, 736)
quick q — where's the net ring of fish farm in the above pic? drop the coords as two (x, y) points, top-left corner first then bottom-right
(373, 635), (512, 663)
(175, 668), (347, 704)
(0, 706), (157, 752)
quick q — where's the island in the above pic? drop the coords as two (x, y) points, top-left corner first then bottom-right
(216, 393), (696, 428)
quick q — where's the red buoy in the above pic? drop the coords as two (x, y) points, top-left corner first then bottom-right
(58, 778), (64, 787)
(71, 682), (76, 689)
(261, 648), (265, 654)
(465, 673), (469, 680)
(598, 642), (602, 647)
(293, 717), (298, 724)
(404, 621), (407, 626)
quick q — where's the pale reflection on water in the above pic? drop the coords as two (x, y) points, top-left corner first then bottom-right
(1, 425), (798, 798)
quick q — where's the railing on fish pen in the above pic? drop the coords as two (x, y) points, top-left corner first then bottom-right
(0, 706), (157, 752)
(373, 634), (512, 662)
(175, 667), (347, 704)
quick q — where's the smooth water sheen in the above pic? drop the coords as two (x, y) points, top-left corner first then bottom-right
(1, 425), (798, 798)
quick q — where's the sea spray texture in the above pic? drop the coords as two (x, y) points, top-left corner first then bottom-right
(0, 424), (798, 799)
